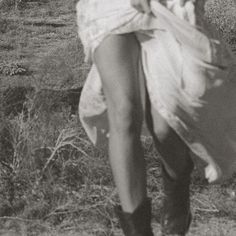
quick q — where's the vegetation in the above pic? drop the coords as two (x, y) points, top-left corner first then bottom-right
(0, 0), (236, 235)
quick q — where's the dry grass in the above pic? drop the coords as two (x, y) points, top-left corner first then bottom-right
(0, 0), (236, 235)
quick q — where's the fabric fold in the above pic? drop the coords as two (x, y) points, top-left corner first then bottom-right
(76, 0), (236, 181)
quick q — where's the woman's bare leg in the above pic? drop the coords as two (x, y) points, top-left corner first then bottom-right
(94, 33), (146, 213)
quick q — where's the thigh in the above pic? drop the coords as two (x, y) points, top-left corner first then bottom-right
(94, 33), (143, 126)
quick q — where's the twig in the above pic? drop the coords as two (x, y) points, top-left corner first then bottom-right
(194, 207), (219, 213)
(0, 160), (13, 172)
(0, 216), (36, 222)
(44, 209), (79, 219)
(65, 142), (89, 157)
(193, 196), (219, 213)
(37, 128), (90, 184)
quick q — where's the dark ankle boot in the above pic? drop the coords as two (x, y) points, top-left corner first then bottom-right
(115, 198), (154, 236)
(161, 159), (194, 236)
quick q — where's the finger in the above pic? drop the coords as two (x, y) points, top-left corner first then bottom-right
(141, 1), (151, 13)
(131, 0), (143, 12)
(132, 4), (145, 13)
(179, 0), (187, 7)
(131, 0), (151, 14)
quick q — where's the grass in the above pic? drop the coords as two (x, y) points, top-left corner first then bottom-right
(0, 0), (236, 235)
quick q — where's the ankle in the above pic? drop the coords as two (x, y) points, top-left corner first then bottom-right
(115, 197), (154, 236)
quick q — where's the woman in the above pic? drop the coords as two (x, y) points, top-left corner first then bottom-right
(76, 0), (236, 235)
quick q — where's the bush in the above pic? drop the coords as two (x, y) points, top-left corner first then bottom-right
(0, 61), (27, 76)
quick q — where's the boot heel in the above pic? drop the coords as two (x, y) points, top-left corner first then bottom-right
(115, 198), (154, 236)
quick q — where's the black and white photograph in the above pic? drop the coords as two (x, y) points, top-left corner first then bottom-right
(0, 0), (236, 235)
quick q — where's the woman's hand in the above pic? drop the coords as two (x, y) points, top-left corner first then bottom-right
(180, 0), (190, 6)
(131, 0), (192, 13)
(130, 0), (151, 14)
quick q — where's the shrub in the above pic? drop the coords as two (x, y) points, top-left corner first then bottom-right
(0, 61), (27, 76)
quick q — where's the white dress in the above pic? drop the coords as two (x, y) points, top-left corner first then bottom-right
(76, 0), (236, 181)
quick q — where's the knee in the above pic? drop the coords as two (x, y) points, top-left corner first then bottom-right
(109, 99), (142, 133)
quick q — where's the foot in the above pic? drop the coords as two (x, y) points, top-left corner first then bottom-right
(115, 198), (154, 236)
